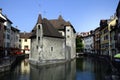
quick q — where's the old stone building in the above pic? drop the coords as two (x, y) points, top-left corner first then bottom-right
(0, 15), (6, 57)
(29, 14), (76, 64)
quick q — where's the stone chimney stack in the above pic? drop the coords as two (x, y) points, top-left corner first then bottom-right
(0, 8), (2, 13)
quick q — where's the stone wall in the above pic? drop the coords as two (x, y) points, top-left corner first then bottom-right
(40, 37), (65, 60)
(30, 37), (65, 61)
(30, 59), (76, 80)
(65, 26), (76, 59)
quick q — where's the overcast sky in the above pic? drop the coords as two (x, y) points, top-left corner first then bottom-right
(0, 0), (119, 32)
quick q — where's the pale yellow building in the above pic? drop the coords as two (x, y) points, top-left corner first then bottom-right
(20, 32), (31, 55)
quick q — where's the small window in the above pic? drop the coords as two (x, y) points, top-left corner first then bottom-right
(7, 34), (10, 39)
(67, 29), (70, 32)
(7, 42), (10, 48)
(19, 39), (21, 42)
(51, 47), (53, 52)
(38, 25), (40, 29)
(25, 39), (27, 42)
(38, 37), (40, 40)
(67, 35), (70, 38)
(24, 45), (28, 49)
(36, 46), (38, 49)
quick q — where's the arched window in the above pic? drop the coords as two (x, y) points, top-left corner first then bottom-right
(38, 25), (40, 29)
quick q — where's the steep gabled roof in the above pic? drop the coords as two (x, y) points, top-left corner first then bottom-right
(49, 15), (76, 33)
(0, 13), (12, 24)
(31, 15), (64, 38)
(31, 14), (76, 38)
(31, 14), (42, 31)
(49, 15), (66, 30)
(42, 18), (63, 38)
(37, 14), (42, 24)
(65, 21), (76, 33)
(0, 16), (6, 22)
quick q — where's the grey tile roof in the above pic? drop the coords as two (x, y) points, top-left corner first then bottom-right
(11, 26), (20, 32)
(0, 16), (6, 22)
(37, 14), (42, 24)
(0, 13), (12, 24)
(49, 15), (66, 30)
(31, 14), (76, 38)
(49, 15), (76, 33)
(42, 18), (64, 38)
(20, 32), (31, 38)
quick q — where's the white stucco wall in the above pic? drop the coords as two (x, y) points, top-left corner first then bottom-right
(30, 38), (39, 60)
(21, 38), (31, 54)
(41, 37), (65, 60)
(65, 26), (76, 59)
(83, 35), (94, 53)
(30, 37), (65, 61)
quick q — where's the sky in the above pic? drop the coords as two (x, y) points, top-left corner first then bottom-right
(0, 0), (119, 32)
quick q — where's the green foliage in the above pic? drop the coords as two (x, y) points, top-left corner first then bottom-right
(76, 36), (83, 52)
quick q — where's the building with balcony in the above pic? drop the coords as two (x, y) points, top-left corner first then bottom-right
(100, 20), (109, 55)
(108, 15), (118, 57)
(94, 27), (100, 55)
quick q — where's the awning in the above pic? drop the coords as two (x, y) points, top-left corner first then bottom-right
(114, 53), (120, 58)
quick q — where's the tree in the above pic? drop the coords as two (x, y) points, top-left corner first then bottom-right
(76, 36), (83, 52)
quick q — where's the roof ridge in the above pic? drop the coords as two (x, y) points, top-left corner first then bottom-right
(37, 14), (42, 24)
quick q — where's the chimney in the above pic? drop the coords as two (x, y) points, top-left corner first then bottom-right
(0, 8), (2, 13)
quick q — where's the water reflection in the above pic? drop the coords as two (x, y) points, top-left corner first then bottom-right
(30, 60), (76, 80)
(1, 57), (119, 80)
(76, 57), (113, 80)
(0, 59), (30, 80)
(11, 59), (30, 80)
(0, 59), (76, 80)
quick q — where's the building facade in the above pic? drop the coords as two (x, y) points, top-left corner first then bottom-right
(100, 20), (109, 55)
(83, 33), (94, 54)
(108, 15), (118, 57)
(29, 14), (76, 64)
(0, 15), (6, 57)
(116, 1), (120, 53)
(11, 26), (20, 49)
(0, 8), (21, 57)
(0, 8), (13, 56)
(20, 32), (31, 54)
(94, 27), (100, 55)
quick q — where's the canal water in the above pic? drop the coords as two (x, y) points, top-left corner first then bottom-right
(0, 56), (119, 80)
